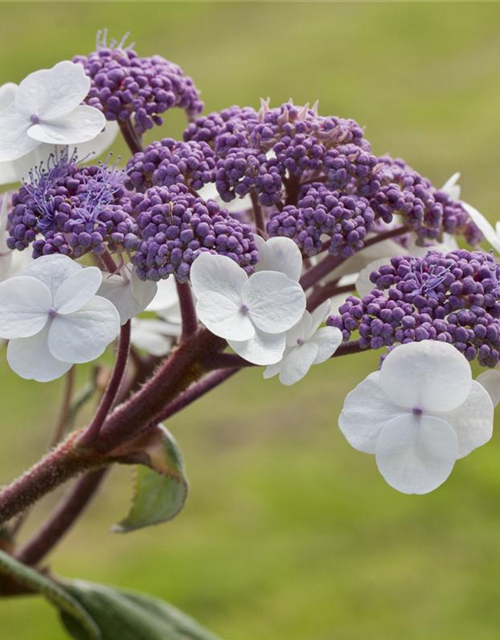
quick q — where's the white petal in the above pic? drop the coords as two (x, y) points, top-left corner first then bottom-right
(379, 341), (472, 413)
(196, 290), (254, 341)
(462, 202), (500, 254)
(309, 299), (331, 337)
(28, 105), (105, 146)
(375, 414), (458, 495)
(229, 329), (286, 366)
(278, 343), (319, 385)
(190, 252), (247, 304)
(0, 104), (38, 162)
(99, 269), (157, 325)
(0, 276), (50, 338)
(71, 120), (119, 159)
(356, 257), (394, 297)
(16, 61), (90, 120)
(0, 83), (17, 112)
(263, 359), (283, 380)
(7, 325), (72, 382)
(285, 311), (312, 347)
(48, 297), (119, 363)
(476, 368), (500, 407)
(23, 254), (81, 298)
(440, 172), (461, 200)
(311, 326), (342, 364)
(243, 271), (306, 334)
(339, 371), (403, 454)
(146, 277), (179, 312)
(438, 380), (494, 459)
(131, 319), (175, 357)
(254, 236), (303, 281)
(55, 267), (103, 315)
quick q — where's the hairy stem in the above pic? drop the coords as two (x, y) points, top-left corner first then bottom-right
(176, 281), (198, 340)
(119, 119), (143, 155)
(78, 321), (131, 448)
(306, 282), (355, 312)
(15, 469), (107, 567)
(49, 368), (75, 450)
(299, 254), (345, 291)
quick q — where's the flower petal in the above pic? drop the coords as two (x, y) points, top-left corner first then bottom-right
(476, 368), (500, 407)
(0, 276), (50, 338)
(339, 371), (403, 454)
(99, 269), (157, 325)
(254, 235), (303, 281)
(16, 61), (90, 120)
(0, 83), (17, 112)
(438, 380), (494, 459)
(308, 299), (331, 337)
(375, 414), (458, 495)
(243, 271), (306, 334)
(263, 359), (283, 380)
(440, 172), (461, 200)
(196, 291), (254, 341)
(190, 252), (247, 304)
(7, 324), (72, 382)
(131, 319), (175, 357)
(48, 297), (119, 363)
(28, 105), (105, 146)
(462, 202), (500, 254)
(23, 254), (81, 298)
(0, 104), (38, 162)
(379, 341), (472, 413)
(72, 120), (119, 158)
(146, 277), (179, 312)
(55, 266), (103, 315)
(311, 326), (342, 364)
(229, 329), (286, 366)
(285, 311), (312, 347)
(278, 342), (319, 386)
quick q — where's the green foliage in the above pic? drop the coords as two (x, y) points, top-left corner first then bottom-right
(113, 426), (188, 533)
(0, 549), (99, 640)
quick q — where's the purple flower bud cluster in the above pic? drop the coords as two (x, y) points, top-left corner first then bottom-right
(130, 184), (258, 283)
(125, 138), (216, 192)
(371, 156), (481, 244)
(267, 183), (374, 258)
(329, 250), (500, 367)
(74, 39), (203, 134)
(8, 152), (138, 259)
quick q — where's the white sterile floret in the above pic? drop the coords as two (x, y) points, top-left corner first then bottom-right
(0, 254), (120, 382)
(146, 277), (182, 324)
(131, 318), (180, 357)
(0, 61), (105, 164)
(477, 368), (500, 407)
(263, 300), (342, 385)
(190, 251), (306, 365)
(339, 341), (494, 495)
(253, 234), (303, 281)
(98, 265), (157, 325)
(462, 202), (500, 255)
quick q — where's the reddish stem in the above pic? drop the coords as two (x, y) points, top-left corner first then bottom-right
(306, 282), (355, 312)
(176, 281), (198, 340)
(15, 469), (107, 566)
(250, 191), (267, 237)
(78, 321), (131, 447)
(119, 119), (143, 154)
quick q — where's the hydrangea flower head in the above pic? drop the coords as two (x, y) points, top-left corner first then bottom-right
(74, 31), (203, 134)
(8, 150), (139, 258)
(330, 250), (500, 366)
(131, 184), (258, 283)
(339, 340), (494, 494)
(0, 254), (120, 381)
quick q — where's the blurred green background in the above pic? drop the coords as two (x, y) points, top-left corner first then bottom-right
(2, 2), (500, 639)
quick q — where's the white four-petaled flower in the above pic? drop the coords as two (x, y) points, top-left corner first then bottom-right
(190, 248), (306, 365)
(339, 341), (494, 494)
(0, 254), (120, 382)
(264, 300), (342, 385)
(98, 265), (158, 325)
(0, 61), (105, 164)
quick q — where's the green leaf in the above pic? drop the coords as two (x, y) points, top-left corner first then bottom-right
(112, 425), (189, 533)
(60, 580), (222, 640)
(0, 549), (100, 640)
